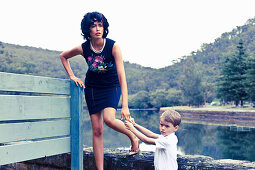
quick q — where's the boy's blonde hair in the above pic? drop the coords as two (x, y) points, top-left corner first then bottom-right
(160, 110), (181, 127)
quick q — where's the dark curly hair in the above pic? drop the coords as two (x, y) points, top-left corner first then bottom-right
(81, 11), (109, 41)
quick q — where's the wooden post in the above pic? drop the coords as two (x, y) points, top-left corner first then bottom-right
(70, 81), (84, 170)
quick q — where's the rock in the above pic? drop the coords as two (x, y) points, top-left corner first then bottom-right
(0, 148), (254, 170)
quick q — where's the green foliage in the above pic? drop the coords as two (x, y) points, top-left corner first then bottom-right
(128, 91), (152, 108)
(166, 88), (184, 106)
(246, 54), (255, 101)
(124, 62), (173, 94)
(150, 89), (183, 108)
(0, 42), (87, 79)
(128, 88), (183, 108)
(217, 39), (249, 106)
(0, 53), (36, 74)
(150, 89), (169, 108)
(178, 57), (204, 106)
(202, 82), (216, 103)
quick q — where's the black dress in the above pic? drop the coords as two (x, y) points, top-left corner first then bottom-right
(81, 38), (121, 115)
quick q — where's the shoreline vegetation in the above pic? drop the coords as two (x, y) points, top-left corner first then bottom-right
(160, 105), (255, 128)
(161, 105), (255, 112)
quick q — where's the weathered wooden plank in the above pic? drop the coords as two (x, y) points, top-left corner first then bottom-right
(0, 137), (70, 165)
(0, 95), (70, 120)
(0, 72), (70, 95)
(0, 119), (70, 143)
(0, 73), (84, 169)
(70, 81), (84, 170)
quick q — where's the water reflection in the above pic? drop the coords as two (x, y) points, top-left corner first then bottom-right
(83, 109), (255, 161)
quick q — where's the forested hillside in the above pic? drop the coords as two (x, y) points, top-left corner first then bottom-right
(0, 42), (170, 95)
(0, 42), (86, 80)
(1, 17), (255, 107)
(173, 17), (255, 84)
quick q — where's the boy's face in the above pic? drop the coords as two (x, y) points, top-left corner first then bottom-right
(159, 117), (179, 137)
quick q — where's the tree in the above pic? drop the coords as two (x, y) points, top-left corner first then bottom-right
(128, 91), (152, 108)
(202, 82), (215, 104)
(217, 57), (234, 104)
(178, 57), (204, 106)
(217, 39), (248, 106)
(150, 89), (169, 108)
(166, 88), (184, 106)
(245, 54), (255, 102)
(0, 54), (36, 74)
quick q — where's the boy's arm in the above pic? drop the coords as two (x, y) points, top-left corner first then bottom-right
(125, 121), (159, 145)
(131, 120), (159, 139)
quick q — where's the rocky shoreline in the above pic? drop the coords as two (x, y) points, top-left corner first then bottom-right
(1, 147), (255, 170)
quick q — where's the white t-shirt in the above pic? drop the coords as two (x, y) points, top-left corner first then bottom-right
(154, 133), (178, 170)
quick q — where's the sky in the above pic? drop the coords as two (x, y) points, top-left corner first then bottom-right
(1, 0), (255, 68)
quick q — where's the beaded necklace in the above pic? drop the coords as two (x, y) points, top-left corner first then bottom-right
(90, 39), (106, 54)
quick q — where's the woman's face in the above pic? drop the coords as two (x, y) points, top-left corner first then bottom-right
(89, 20), (104, 40)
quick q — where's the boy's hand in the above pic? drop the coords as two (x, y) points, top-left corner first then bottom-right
(125, 120), (134, 130)
(130, 117), (136, 126)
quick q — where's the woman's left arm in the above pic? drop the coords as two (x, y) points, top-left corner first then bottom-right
(112, 43), (130, 121)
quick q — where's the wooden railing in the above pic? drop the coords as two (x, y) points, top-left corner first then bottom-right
(0, 72), (84, 169)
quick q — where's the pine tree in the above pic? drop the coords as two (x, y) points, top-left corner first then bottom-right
(217, 39), (248, 106)
(245, 54), (255, 102)
(217, 57), (233, 104)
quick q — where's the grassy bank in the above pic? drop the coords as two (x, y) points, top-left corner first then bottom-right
(161, 105), (255, 112)
(160, 105), (255, 128)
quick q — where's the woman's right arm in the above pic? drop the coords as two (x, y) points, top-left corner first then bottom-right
(59, 45), (85, 88)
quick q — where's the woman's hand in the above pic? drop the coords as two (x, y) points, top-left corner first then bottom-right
(121, 107), (131, 121)
(70, 75), (85, 88)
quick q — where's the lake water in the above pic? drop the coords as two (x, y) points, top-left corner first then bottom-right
(83, 109), (255, 162)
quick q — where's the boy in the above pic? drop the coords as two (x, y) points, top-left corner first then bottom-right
(125, 110), (181, 170)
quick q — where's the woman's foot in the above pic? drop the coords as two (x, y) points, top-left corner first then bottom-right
(129, 148), (140, 155)
(129, 137), (140, 155)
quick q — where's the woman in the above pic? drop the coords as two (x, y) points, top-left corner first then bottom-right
(60, 11), (139, 170)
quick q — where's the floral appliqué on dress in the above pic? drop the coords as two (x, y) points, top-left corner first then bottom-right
(87, 55), (113, 73)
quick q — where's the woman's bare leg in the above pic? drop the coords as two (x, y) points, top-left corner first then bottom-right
(103, 107), (139, 151)
(90, 112), (104, 170)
